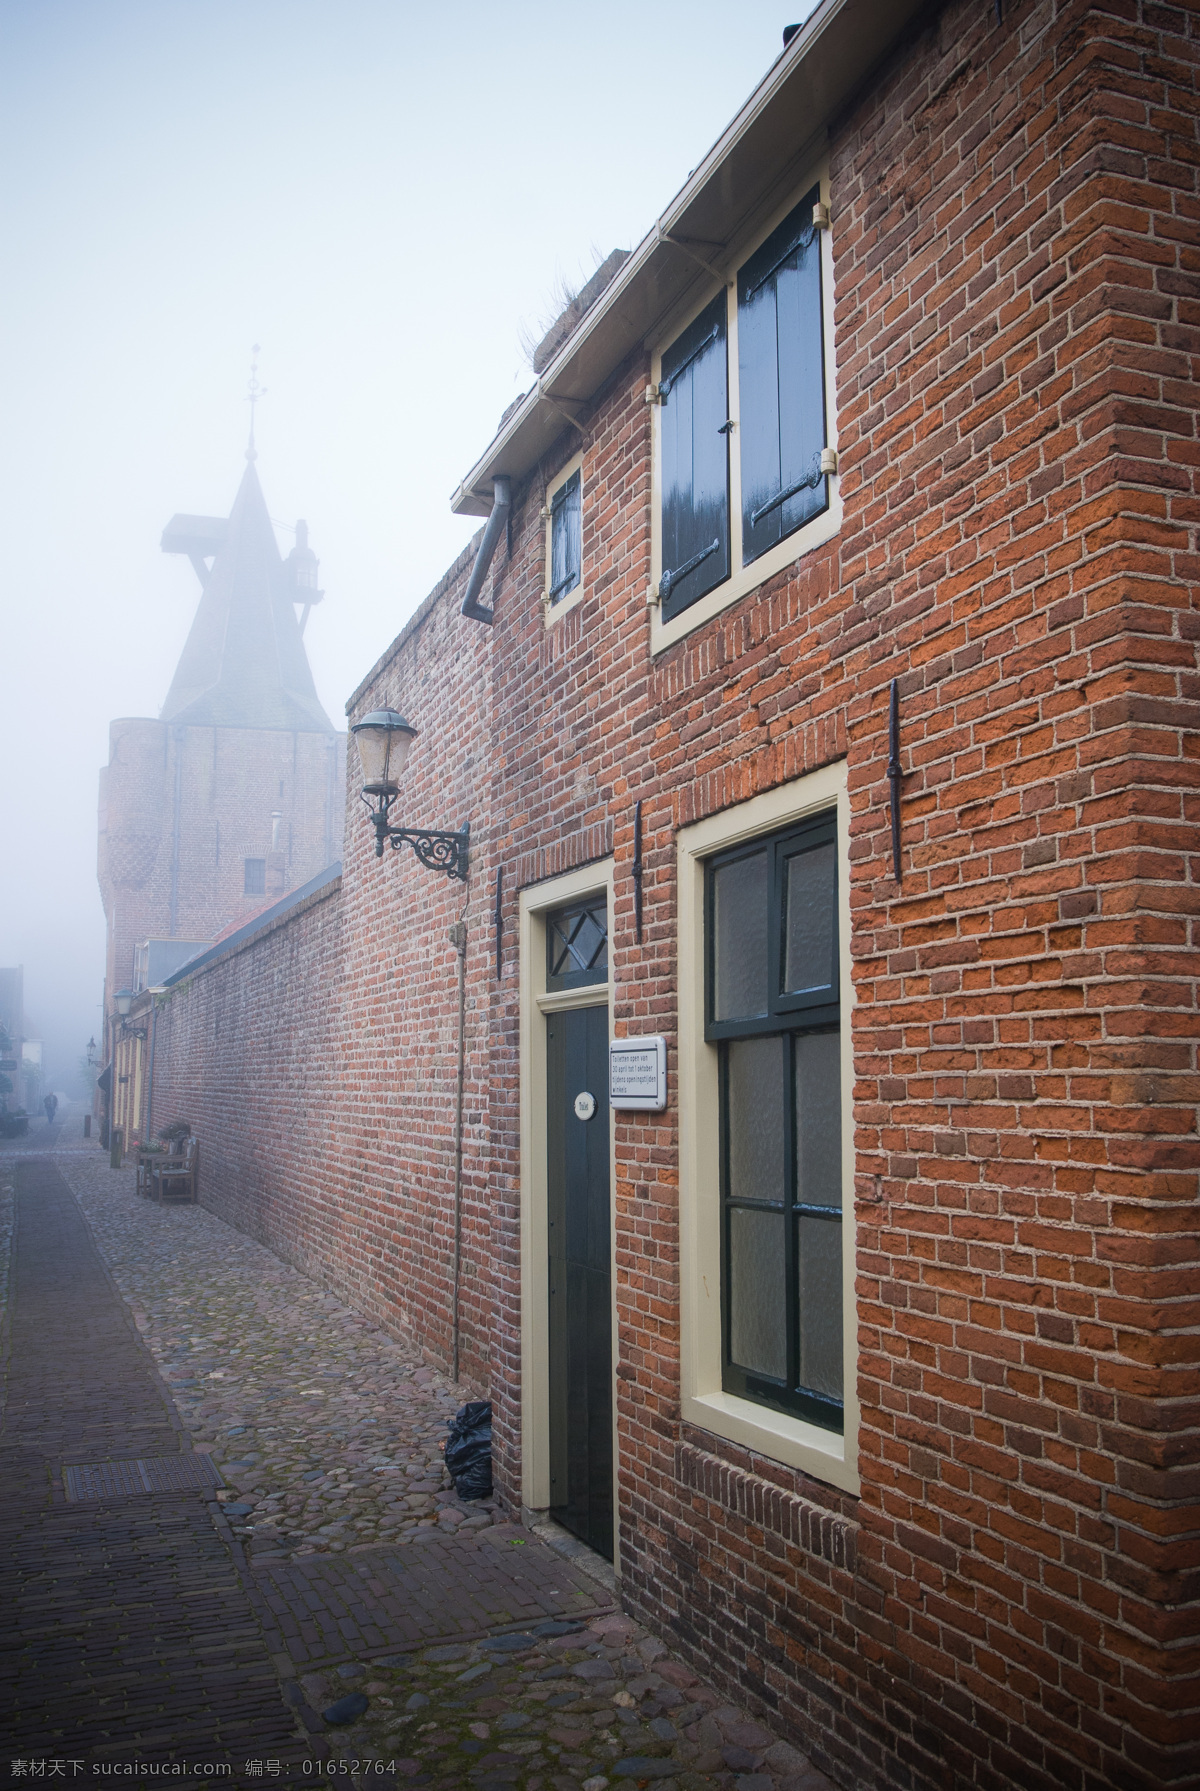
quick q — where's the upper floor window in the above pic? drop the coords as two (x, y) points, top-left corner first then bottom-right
(651, 173), (838, 647)
(244, 858), (266, 895)
(544, 454), (585, 621)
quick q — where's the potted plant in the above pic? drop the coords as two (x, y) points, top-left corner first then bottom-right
(157, 1119), (192, 1155)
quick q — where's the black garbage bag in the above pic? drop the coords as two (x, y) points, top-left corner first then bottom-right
(444, 1400), (493, 1500)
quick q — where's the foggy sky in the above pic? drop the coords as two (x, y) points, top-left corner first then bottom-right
(0, 0), (816, 1094)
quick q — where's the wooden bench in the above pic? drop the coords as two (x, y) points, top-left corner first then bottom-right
(150, 1137), (199, 1204)
(135, 1148), (166, 1198)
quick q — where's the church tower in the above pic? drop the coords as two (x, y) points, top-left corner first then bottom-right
(97, 443), (346, 1010)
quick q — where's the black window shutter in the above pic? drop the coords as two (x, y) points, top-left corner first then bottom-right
(660, 293), (730, 621)
(738, 186), (827, 568)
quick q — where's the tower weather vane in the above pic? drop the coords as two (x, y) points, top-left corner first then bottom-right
(246, 344), (266, 461)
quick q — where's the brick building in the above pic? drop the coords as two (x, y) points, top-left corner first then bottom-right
(145, 3), (1198, 1786)
(97, 442), (346, 1140)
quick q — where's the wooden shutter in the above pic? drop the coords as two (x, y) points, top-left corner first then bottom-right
(549, 469), (581, 601)
(659, 293), (730, 620)
(738, 186), (827, 568)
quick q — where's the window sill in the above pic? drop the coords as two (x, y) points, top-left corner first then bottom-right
(682, 1387), (858, 1494)
(543, 582), (586, 628)
(648, 487), (841, 654)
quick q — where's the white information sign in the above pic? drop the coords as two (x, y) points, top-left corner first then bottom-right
(609, 1035), (667, 1112)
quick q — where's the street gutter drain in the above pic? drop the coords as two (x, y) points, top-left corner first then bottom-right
(63, 1454), (225, 1500)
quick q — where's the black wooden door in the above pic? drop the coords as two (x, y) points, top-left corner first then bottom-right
(547, 1004), (613, 1560)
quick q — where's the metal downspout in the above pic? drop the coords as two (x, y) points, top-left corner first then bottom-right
(459, 476), (511, 625)
(451, 917), (468, 1382)
(145, 998), (158, 1143)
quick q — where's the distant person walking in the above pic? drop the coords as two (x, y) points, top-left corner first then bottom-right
(43, 1093), (57, 1124)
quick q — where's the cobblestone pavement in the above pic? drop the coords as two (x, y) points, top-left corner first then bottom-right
(0, 1136), (840, 1791)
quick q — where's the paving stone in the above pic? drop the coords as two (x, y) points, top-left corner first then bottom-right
(324, 1691), (371, 1724)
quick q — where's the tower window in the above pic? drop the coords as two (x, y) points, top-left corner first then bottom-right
(244, 859), (266, 895)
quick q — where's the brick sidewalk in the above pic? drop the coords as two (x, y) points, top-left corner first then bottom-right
(249, 1527), (611, 1672)
(0, 1157), (310, 1775)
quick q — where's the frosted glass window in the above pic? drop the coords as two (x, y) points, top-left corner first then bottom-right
(728, 1207), (786, 1379)
(727, 1037), (784, 1203)
(797, 1214), (842, 1399)
(794, 1031), (841, 1209)
(713, 851), (768, 1020)
(783, 840), (835, 994)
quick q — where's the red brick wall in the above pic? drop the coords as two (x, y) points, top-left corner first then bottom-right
(150, 875), (346, 1283)
(144, 2), (1199, 1787)
(151, 539), (501, 1394)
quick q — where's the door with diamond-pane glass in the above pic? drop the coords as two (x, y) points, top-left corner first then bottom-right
(545, 897), (612, 1559)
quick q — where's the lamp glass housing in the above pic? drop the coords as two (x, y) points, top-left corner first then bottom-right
(115, 989), (133, 1018)
(352, 709), (418, 794)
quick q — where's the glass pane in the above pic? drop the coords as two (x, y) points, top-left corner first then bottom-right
(797, 1213), (842, 1400)
(728, 1207), (786, 1380)
(726, 1036), (784, 1203)
(784, 839), (835, 994)
(547, 900), (608, 988)
(794, 1031), (841, 1209)
(713, 850), (767, 1020)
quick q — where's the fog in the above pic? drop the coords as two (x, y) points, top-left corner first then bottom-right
(0, 0), (815, 1098)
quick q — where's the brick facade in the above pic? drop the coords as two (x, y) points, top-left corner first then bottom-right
(140, 4), (1199, 1787)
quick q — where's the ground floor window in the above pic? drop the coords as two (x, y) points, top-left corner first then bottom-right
(677, 760), (857, 1492)
(707, 814), (842, 1429)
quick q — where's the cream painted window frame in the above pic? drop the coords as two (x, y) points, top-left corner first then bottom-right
(677, 759), (858, 1493)
(542, 450), (586, 626)
(518, 860), (618, 1555)
(648, 159), (840, 655)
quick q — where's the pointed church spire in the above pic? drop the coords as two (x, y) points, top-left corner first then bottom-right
(159, 451), (335, 734)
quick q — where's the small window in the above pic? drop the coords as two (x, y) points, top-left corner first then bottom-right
(244, 859), (266, 895)
(659, 292), (731, 621)
(546, 896), (608, 991)
(707, 812), (841, 1430)
(738, 186), (828, 567)
(548, 468), (582, 604)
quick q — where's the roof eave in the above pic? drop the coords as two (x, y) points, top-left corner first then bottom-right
(450, 0), (930, 518)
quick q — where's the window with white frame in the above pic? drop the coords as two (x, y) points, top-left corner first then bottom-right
(652, 178), (836, 634)
(707, 811), (843, 1430)
(676, 760), (856, 1492)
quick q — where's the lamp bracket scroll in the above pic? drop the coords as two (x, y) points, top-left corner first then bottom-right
(360, 789), (470, 880)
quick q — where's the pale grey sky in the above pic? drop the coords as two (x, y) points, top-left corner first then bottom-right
(0, 0), (816, 1092)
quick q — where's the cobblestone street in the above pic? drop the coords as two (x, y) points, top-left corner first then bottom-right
(0, 1132), (837, 1791)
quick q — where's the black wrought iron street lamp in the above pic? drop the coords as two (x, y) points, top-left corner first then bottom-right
(351, 709), (469, 881)
(114, 989), (147, 1040)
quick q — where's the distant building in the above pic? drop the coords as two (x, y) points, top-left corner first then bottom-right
(97, 446), (346, 1003)
(0, 966), (22, 1113)
(96, 443), (346, 1138)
